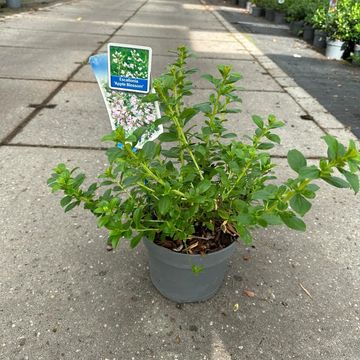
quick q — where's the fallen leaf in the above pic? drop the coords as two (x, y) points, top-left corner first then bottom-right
(175, 335), (181, 344)
(243, 254), (251, 261)
(243, 289), (256, 298)
(233, 303), (240, 312)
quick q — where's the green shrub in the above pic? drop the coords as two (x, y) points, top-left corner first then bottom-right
(48, 47), (360, 250)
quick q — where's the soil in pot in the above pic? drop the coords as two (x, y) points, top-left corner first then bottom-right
(251, 6), (264, 17)
(326, 39), (346, 60)
(265, 8), (275, 22)
(144, 222), (238, 303)
(303, 24), (314, 43)
(313, 29), (327, 48)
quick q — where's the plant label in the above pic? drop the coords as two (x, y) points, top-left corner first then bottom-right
(108, 43), (152, 94)
(89, 53), (163, 149)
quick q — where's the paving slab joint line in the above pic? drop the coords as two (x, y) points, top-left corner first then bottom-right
(5, 143), (108, 151)
(4, 143), (325, 159)
(201, 0), (348, 136)
(0, 0), (150, 146)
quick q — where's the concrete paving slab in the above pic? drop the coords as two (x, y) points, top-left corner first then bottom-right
(151, 56), (282, 92)
(73, 56), (282, 93)
(126, 13), (225, 30)
(11, 81), (327, 157)
(36, 9), (133, 24)
(0, 28), (107, 51)
(116, 23), (234, 41)
(0, 78), (60, 143)
(100, 36), (250, 60)
(185, 90), (328, 157)
(1, 146), (359, 359)
(0, 47), (91, 80)
(11, 82), (111, 147)
(2, 15), (119, 35)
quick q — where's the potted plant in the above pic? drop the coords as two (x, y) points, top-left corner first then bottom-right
(303, 0), (328, 43)
(286, 0), (307, 36)
(324, 0), (349, 59)
(251, 0), (265, 16)
(48, 47), (360, 303)
(311, 5), (328, 48)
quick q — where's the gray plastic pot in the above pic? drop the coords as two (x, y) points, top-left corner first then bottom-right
(290, 20), (304, 36)
(313, 29), (327, 48)
(326, 39), (345, 60)
(354, 44), (360, 56)
(251, 6), (264, 17)
(274, 12), (286, 24)
(6, 0), (21, 8)
(237, 0), (247, 8)
(303, 24), (314, 43)
(265, 8), (275, 22)
(143, 238), (236, 303)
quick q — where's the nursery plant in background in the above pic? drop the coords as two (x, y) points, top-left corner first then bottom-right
(48, 47), (360, 303)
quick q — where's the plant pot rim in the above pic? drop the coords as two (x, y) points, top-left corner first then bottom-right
(143, 236), (237, 259)
(326, 38), (345, 44)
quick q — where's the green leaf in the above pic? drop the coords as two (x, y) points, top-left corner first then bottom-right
(227, 72), (242, 83)
(252, 115), (264, 129)
(201, 74), (219, 85)
(280, 214), (306, 231)
(218, 209), (229, 220)
(158, 132), (178, 142)
(258, 143), (274, 150)
(236, 225), (252, 245)
(235, 214), (252, 225)
(141, 141), (158, 160)
(133, 208), (142, 228)
(194, 102), (212, 114)
(261, 214), (283, 225)
(141, 93), (159, 102)
(322, 135), (339, 161)
(101, 133), (115, 142)
(322, 176), (350, 189)
(98, 216), (110, 228)
(251, 189), (273, 200)
(64, 201), (79, 213)
(222, 133), (237, 138)
(306, 184), (320, 192)
(290, 194), (312, 216)
(181, 108), (198, 124)
(298, 165), (320, 179)
(158, 196), (171, 215)
(340, 170), (359, 194)
(287, 149), (307, 173)
(60, 196), (72, 208)
(197, 179), (212, 194)
(130, 234), (142, 249)
(265, 133), (281, 144)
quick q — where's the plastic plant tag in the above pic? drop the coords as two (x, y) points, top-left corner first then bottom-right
(108, 43), (152, 94)
(89, 53), (163, 149)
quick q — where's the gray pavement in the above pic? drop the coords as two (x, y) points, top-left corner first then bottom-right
(1, 0), (360, 359)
